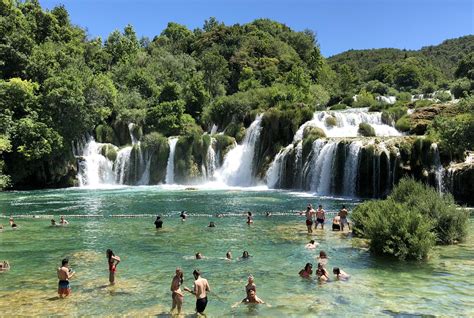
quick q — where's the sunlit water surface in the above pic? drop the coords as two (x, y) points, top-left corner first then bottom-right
(0, 186), (473, 317)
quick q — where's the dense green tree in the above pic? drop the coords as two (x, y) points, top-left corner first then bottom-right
(455, 52), (474, 80)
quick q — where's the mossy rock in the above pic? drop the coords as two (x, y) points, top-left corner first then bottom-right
(358, 123), (376, 137)
(214, 134), (236, 163)
(302, 127), (326, 162)
(329, 104), (347, 110)
(141, 133), (169, 184)
(395, 115), (411, 132)
(100, 144), (118, 162)
(112, 121), (132, 146)
(325, 116), (337, 127)
(129, 124), (143, 142)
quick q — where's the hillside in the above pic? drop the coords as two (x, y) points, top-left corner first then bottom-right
(328, 35), (474, 79)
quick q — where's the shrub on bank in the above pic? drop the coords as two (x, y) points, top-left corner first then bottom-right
(329, 103), (348, 110)
(352, 178), (469, 260)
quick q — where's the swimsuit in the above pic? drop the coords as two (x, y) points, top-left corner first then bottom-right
(332, 223), (341, 230)
(196, 297), (208, 313)
(58, 280), (70, 295)
(306, 219), (313, 226)
(316, 218), (324, 224)
(109, 261), (116, 273)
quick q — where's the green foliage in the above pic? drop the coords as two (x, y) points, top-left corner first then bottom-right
(429, 109), (474, 158)
(395, 115), (411, 132)
(145, 100), (185, 136)
(302, 126), (326, 160)
(396, 92), (412, 102)
(358, 123), (376, 137)
(450, 78), (472, 99)
(455, 52), (474, 80)
(433, 91), (452, 102)
(352, 178), (468, 260)
(329, 103), (347, 110)
(353, 90), (377, 108)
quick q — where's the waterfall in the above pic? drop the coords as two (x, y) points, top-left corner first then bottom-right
(205, 137), (218, 180)
(128, 123), (138, 145)
(293, 108), (401, 141)
(293, 141), (303, 188)
(210, 124), (218, 135)
(431, 143), (445, 193)
(312, 142), (338, 195)
(342, 141), (362, 196)
(137, 152), (151, 185)
(115, 146), (132, 184)
(215, 114), (263, 186)
(76, 138), (115, 187)
(165, 137), (178, 184)
(266, 144), (294, 189)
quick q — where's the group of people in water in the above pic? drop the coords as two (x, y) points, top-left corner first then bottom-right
(2, 203), (352, 315)
(303, 204), (351, 233)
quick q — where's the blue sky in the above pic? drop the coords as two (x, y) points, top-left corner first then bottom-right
(39, 0), (473, 57)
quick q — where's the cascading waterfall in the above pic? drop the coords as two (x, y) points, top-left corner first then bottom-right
(431, 143), (445, 193)
(311, 141), (338, 194)
(215, 114), (263, 186)
(115, 146), (132, 184)
(266, 144), (294, 189)
(76, 138), (115, 187)
(205, 137), (218, 180)
(293, 108), (401, 141)
(342, 141), (362, 196)
(165, 137), (178, 184)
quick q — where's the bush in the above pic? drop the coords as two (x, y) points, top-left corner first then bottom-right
(352, 178), (469, 260)
(450, 78), (472, 99)
(433, 91), (452, 102)
(396, 92), (412, 102)
(302, 126), (326, 160)
(325, 116), (337, 127)
(381, 105), (408, 125)
(353, 90), (377, 108)
(395, 115), (411, 132)
(358, 123), (375, 137)
(329, 103), (347, 110)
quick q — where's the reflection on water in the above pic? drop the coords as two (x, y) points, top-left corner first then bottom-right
(0, 188), (473, 317)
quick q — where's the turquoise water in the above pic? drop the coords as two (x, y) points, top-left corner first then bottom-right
(0, 186), (473, 317)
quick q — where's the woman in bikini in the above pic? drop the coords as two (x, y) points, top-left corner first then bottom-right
(106, 249), (121, 285)
(170, 268), (184, 314)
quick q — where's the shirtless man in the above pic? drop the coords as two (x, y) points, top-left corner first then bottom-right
(315, 205), (325, 230)
(59, 216), (69, 225)
(57, 258), (75, 298)
(184, 269), (210, 315)
(245, 275), (256, 296)
(338, 205), (351, 231)
(303, 204), (314, 233)
(242, 288), (265, 304)
(170, 268), (184, 314)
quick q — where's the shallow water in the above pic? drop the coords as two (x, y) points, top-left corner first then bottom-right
(0, 187), (472, 317)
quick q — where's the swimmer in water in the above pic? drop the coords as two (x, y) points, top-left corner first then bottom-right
(180, 211), (187, 221)
(226, 251), (232, 260)
(316, 263), (329, 282)
(0, 261), (10, 272)
(51, 219), (57, 226)
(338, 205), (351, 231)
(299, 263), (313, 278)
(241, 251), (250, 259)
(333, 267), (350, 280)
(106, 249), (121, 285)
(246, 212), (253, 224)
(195, 252), (203, 260)
(242, 288), (265, 304)
(317, 250), (328, 266)
(57, 258), (74, 298)
(305, 240), (319, 249)
(265, 212), (272, 217)
(245, 275), (256, 295)
(208, 222), (215, 228)
(315, 205), (325, 230)
(154, 216), (163, 229)
(9, 216), (14, 226)
(59, 216), (69, 225)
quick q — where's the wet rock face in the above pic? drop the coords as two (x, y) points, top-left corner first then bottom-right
(445, 163), (474, 205)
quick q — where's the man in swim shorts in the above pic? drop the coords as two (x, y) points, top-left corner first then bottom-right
(303, 204), (314, 233)
(315, 205), (325, 230)
(184, 269), (210, 315)
(57, 258), (75, 298)
(338, 205), (351, 231)
(332, 215), (341, 231)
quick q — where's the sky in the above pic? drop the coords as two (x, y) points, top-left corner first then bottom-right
(39, 0), (473, 57)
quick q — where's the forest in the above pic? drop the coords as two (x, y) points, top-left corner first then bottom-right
(0, 0), (473, 191)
